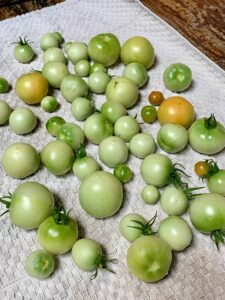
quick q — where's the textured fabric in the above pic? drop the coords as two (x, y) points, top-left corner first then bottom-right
(0, 0), (225, 299)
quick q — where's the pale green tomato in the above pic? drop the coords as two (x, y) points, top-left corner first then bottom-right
(43, 47), (66, 64)
(84, 113), (113, 144)
(207, 170), (225, 196)
(0, 100), (12, 125)
(67, 42), (88, 64)
(106, 76), (139, 108)
(46, 116), (65, 136)
(40, 33), (58, 51)
(42, 62), (69, 88)
(158, 216), (192, 251)
(160, 186), (188, 215)
(41, 96), (58, 113)
(71, 97), (93, 121)
(88, 71), (110, 94)
(101, 100), (126, 124)
(114, 115), (139, 142)
(13, 38), (34, 63)
(141, 185), (160, 204)
(74, 60), (90, 77)
(123, 63), (148, 87)
(64, 42), (73, 54)
(2, 142), (40, 179)
(89, 63), (107, 74)
(9, 107), (37, 135)
(25, 250), (54, 280)
(51, 32), (64, 44)
(57, 122), (84, 150)
(79, 171), (123, 218)
(121, 36), (155, 69)
(98, 136), (128, 167)
(157, 123), (188, 153)
(73, 156), (100, 180)
(41, 140), (74, 175)
(119, 213), (146, 242)
(129, 133), (156, 159)
(60, 74), (89, 103)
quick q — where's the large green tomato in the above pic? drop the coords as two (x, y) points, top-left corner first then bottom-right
(189, 114), (225, 154)
(4, 182), (54, 229)
(127, 236), (172, 282)
(42, 61), (69, 88)
(60, 75), (89, 103)
(129, 133), (156, 159)
(57, 122), (84, 150)
(79, 171), (123, 218)
(88, 33), (121, 67)
(121, 36), (155, 69)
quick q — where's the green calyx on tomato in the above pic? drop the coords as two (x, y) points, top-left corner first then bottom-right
(51, 206), (71, 225)
(127, 212), (157, 236)
(75, 145), (87, 159)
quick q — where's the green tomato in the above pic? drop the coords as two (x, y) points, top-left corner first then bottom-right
(141, 185), (160, 204)
(74, 60), (90, 77)
(41, 140), (74, 176)
(189, 114), (225, 154)
(88, 71), (110, 94)
(67, 42), (88, 64)
(9, 107), (37, 134)
(101, 101), (126, 124)
(119, 213), (146, 242)
(160, 185), (188, 215)
(163, 63), (192, 92)
(88, 33), (120, 67)
(98, 136), (128, 167)
(57, 122), (84, 150)
(40, 33), (58, 51)
(42, 61), (69, 88)
(41, 96), (58, 113)
(106, 76), (139, 108)
(141, 153), (173, 187)
(43, 47), (66, 64)
(38, 210), (78, 255)
(83, 113), (113, 145)
(72, 238), (102, 271)
(60, 74), (89, 103)
(157, 123), (188, 153)
(129, 133), (156, 159)
(64, 42), (73, 54)
(207, 170), (225, 196)
(46, 116), (65, 136)
(71, 97), (93, 121)
(141, 105), (157, 124)
(189, 193), (225, 234)
(2, 142), (40, 179)
(25, 250), (54, 280)
(121, 36), (155, 69)
(79, 171), (123, 218)
(127, 236), (172, 282)
(5, 181), (54, 229)
(114, 115), (139, 142)
(114, 164), (132, 184)
(73, 155), (100, 181)
(0, 100), (12, 125)
(13, 38), (34, 63)
(51, 32), (64, 44)
(89, 63), (107, 74)
(123, 63), (148, 87)
(0, 77), (9, 93)
(158, 216), (192, 251)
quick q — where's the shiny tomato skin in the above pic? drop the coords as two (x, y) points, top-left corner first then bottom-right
(194, 161), (209, 177)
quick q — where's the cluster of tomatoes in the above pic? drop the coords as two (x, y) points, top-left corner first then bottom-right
(0, 31), (225, 283)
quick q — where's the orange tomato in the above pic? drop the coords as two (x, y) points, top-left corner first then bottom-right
(157, 96), (195, 128)
(16, 72), (48, 105)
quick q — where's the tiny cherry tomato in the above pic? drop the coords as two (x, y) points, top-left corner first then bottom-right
(194, 161), (209, 177)
(148, 91), (164, 106)
(114, 164), (132, 183)
(46, 116), (65, 136)
(141, 105), (157, 123)
(41, 96), (58, 113)
(0, 77), (9, 93)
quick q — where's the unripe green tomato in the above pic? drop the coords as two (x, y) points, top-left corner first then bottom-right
(141, 105), (157, 124)
(160, 186), (188, 215)
(71, 97), (93, 121)
(42, 61), (69, 88)
(60, 75), (89, 103)
(129, 133), (156, 159)
(89, 63), (107, 74)
(74, 60), (90, 77)
(98, 136), (128, 167)
(73, 156), (100, 180)
(101, 101), (126, 124)
(14, 44), (34, 64)
(0, 77), (9, 93)
(46, 116), (65, 136)
(67, 42), (88, 64)
(41, 96), (58, 113)
(43, 47), (66, 64)
(0, 100), (12, 125)
(207, 170), (225, 196)
(123, 63), (148, 87)
(64, 42), (73, 54)
(141, 185), (160, 204)
(114, 164), (132, 183)
(57, 122), (84, 150)
(9, 107), (37, 134)
(88, 71), (110, 94)
(51, 32), (64, 44)
(158, 216), (192, 251)
(119, 213), (146, 242)
(114, 115), (139, 142)
(40, 33), (58, 51)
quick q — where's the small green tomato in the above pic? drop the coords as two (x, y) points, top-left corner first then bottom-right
(43, 47), (66, 64)
(46, 116), (65, 136)
(101, 101), (126, 124)
(40, 33), (58, 51)
(114, 115), (139, 142)
(89, 63), (107, 74)
(42, 61), (69, 88)
(9, 107), (37, 135)
(129, 133), (156, 159)
(73, 155), (100, 181)
(141, 185), (160, 204)
(0, 77), (9, 93)
(71, 97), (93, 121)
(51, 32), (64, 44)
(141, 105), (157, 123)
(114, 164), (132, 183)
(74, 60), (90, 77)
(67, 42), (88, 64)
(41, 96), (58, 113)
(123, 63), (148, 87)
(0, 100), (12, 125)
(57, 122), (84, 150)
(88, 71), (110, 94)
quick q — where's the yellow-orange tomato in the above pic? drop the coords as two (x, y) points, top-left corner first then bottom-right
(16, 72), (48, 105)
(157, 96), (195, 128)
